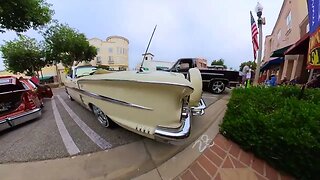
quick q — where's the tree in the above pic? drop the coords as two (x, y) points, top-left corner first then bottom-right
(211, 58), (227, 69)
(0, 35), (46, 76)
(239, 61), (257, 71)
(0, 0), (54, 33)
(43, 24), (97, 68)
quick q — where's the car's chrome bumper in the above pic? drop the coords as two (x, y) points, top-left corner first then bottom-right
(0, 108), (42, 131)
(154, 99), (206, 145)
(191, 98), (206, 116)
(154, 107), (191, 145)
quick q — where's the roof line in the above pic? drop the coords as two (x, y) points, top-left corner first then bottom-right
(106, 36), (129, 44)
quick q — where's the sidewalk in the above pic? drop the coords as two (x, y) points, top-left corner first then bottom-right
(176, 134), (293, 180)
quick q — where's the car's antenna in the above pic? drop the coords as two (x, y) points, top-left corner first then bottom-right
(138, 25), (157, 72)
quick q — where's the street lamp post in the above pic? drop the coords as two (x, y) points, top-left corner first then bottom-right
(254, 2), (264, 85)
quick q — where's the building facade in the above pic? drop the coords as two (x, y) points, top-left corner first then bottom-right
(262, 0), (308, 82)
(137, 53), (175, 71)
(89, 36), (129, 71)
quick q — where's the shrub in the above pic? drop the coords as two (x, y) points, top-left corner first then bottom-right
(220, 86), (320, 180)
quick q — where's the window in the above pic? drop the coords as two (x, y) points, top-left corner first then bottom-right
(96, 56), (101, 64)
(108, 56), (114, 64)
(108, 48), (113, 53)
(286, 11), (292, 29)
(27, 80), (37, 89)
(21, 82), (30, 90)
(75, 67), (97, 77)
(277, 30), (281, 40)
(117, 47), (120, 54)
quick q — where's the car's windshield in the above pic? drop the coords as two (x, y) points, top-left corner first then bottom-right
(75, 67), (97, 78)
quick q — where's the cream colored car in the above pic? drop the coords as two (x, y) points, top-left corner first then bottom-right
(65, 66), (206, 144)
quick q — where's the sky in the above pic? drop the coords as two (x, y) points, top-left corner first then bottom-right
(0, 0), (283, 71)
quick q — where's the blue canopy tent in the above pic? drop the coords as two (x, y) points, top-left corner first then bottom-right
(260, 57), (284, 72)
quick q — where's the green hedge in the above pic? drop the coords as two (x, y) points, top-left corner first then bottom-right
(220, 86), (320, 180)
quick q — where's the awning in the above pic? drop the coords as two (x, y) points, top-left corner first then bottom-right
(260, 57), (284, 72)
(270, 45), (293, 57)
(285, 34), (310, 55)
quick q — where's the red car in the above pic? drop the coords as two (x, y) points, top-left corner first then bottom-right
(0, 76), (43, 131)
(19, 77), (53, 105)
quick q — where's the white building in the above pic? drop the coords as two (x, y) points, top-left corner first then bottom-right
(136, 53), (175, 71)
(89, 36), (129, 71)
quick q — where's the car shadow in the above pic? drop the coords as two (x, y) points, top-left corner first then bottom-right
(0, 118), (41, 136)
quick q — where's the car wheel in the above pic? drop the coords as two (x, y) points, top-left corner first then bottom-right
(92, 105), (114, 128)
(210, 80), (225, 94)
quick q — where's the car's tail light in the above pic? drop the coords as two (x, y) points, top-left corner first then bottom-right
(23, 92), (36, 110)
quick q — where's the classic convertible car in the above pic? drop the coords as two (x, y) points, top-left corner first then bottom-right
(65, 65), (206, 144)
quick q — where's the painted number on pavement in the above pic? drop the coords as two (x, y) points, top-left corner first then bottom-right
(192, 134), (215, 153)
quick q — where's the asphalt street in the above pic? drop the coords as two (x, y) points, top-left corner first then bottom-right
(0, 88), (223, 163)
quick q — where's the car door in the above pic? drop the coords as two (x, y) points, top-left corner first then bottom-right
(28, 79), (53, 98)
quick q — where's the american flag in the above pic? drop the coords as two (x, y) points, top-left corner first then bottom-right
(250, 11), (259, 60)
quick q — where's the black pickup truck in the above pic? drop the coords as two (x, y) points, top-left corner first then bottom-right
(168, 58), (241, 94)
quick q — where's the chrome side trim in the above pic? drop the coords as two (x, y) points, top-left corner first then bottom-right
(0, 89), (27, 95)
(77, 79), (194, 91)
(191, 99), (206, 116)
(154, 108), (191, 144)
(201, 73), (224, 76)
(67, 87), (153, 111)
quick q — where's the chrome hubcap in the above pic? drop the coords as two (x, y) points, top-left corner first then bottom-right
(93, 106), (109, 127)
(212, 81), (224, 93)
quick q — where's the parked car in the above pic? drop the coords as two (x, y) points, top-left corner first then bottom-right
(167, 58), (241, 94)
(0, 76), (42, 132)
(65, 65), (206, 144)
